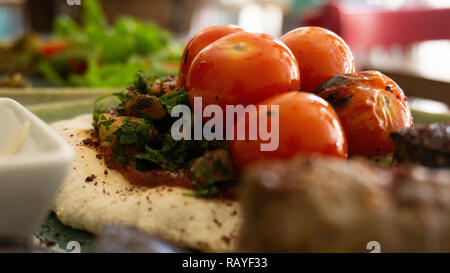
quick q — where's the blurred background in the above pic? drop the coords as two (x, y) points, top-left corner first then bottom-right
(0, 0), (449, 108)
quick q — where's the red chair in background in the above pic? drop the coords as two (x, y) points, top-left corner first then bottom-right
(302, 1), (450, 52)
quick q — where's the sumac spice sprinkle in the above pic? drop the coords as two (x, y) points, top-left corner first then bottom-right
(85, 174), (96, 182)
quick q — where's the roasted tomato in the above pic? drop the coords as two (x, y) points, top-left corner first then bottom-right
(315, 70), (413, 157)
(178, 25), (244, 87)
(280, 26), (355, 92)
(186, 32), (300, 113)
(230, 91), (347, 171)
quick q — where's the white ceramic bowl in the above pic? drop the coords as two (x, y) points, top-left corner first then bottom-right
(0, 98), (74, 238)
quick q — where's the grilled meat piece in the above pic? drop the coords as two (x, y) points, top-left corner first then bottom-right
(391, 123), (450, 168)
(239, 156), (450, 252)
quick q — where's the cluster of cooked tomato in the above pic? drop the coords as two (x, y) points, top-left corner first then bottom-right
(178, 25), (413, 171)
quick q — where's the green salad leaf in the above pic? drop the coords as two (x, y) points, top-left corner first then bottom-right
(39, 0), (182, 87)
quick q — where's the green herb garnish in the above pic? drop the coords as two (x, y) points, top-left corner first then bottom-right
(94, 73), (236, 198)
(135, 146), (176, 171)
(159, 88), (190, 114)
(128, 72), (149, 94)
(93, 91), (125, 123)
(188, 158), (237, 198)
(112, 117), (153, 156)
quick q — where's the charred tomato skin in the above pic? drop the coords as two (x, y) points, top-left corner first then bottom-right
(186, 32), (301, 112)
(280, 26), (355, 92)
(315, 70), (413, 157)
(178, 25), (244, 87)
(230, 91), (348, 171)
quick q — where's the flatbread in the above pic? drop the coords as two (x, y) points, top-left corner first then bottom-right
(51, 114), (241, 252)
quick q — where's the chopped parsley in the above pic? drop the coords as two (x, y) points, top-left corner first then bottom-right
(93, 91), (125, 123)
(93, 72), (236, 198)
(112, 117), (153, 155)
(98, 118), (115, 130)
(189, 157), (237, 198)
(128, 72), (149, 94)
(135, 146), (176, 171)
(159, 88), (190, 114)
